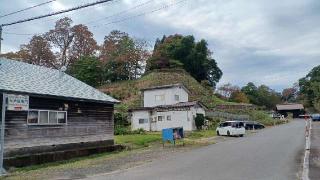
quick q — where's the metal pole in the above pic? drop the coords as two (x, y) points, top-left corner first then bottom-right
(0, 93), (6, 175)
(0, 26), (3, 55)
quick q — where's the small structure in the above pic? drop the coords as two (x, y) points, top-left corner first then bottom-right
(162, 127), (184, 146)
(129, 84), (206, 131)
(0, 58), (119, 167)
(276, 103), (304, 118)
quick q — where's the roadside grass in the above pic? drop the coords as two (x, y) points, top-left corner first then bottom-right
(115, 132), (162, 149)
(186, 130), (216, 139)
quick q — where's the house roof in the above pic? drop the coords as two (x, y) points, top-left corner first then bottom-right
(140, 83), (191, 94)
(276, 104), (304, 110)
(0, 58), (119, 103)
(129, 101), (206, 111)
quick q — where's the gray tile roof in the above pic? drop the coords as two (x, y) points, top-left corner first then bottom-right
(129, 101), (207, 111)
(140, 83), (191, 94)
(0, 58), (119, 103)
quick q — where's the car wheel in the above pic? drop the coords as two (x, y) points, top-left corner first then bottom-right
(239, 134), (244, 137)
(227, 131), (230, 136)
(217, 131), (220, 136)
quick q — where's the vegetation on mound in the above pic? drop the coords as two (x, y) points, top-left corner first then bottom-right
(99, 69), (228, 112)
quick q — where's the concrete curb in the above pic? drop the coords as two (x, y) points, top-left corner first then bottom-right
(302, 119), (312, 180)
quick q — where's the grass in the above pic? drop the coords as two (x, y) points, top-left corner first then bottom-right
(186, 130), (217, 139)
(115, 132), (162, 149)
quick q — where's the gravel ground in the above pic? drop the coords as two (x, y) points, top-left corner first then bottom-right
(4, 135), (232, 180)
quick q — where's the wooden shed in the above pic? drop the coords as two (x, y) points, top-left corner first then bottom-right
(276, 103), (304, 118)
(0, 58), (119, 167)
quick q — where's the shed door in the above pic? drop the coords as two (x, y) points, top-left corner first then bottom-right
(151, 117), (157, 131)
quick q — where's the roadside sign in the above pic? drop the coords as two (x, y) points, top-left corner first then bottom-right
(6, 94), (29, 111)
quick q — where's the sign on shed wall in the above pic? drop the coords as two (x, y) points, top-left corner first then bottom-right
(7, 94), (29, 111)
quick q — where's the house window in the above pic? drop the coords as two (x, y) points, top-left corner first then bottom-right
(174, 95), (179, 101)
(167, 115), (171, 121)
(158, 116), (164, 121)
(155, 95), (165, 101)
(139, 119), (148, 124)
(27, 110), (67, 125)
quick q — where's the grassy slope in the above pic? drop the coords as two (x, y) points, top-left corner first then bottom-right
(99, 69), (227, 111)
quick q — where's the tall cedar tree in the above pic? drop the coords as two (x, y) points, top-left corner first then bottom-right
(147, 34), (222, 88)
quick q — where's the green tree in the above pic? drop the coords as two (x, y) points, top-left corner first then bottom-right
(68, 56), (103, 87)
(146, 34), (222, 88)
(299, 65), (320, 111)
(241, 82), (281, 109)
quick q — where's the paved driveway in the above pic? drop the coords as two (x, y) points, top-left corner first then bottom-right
(86, 120), (305, 180)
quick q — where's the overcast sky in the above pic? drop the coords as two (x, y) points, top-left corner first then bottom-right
(1, 0), (319, 91)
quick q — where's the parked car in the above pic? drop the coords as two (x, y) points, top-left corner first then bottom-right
(311, 114), (320, 121)
(242, 121), (265, 130)
(216, 121), (245, 137)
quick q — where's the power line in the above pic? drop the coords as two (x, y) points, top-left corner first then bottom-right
(86, 0), (155, 25)
(0, 0), (56, 19)
(1, 0), (113, 27)
(93, 0), (188, 28)
(2, 0), (188, 36)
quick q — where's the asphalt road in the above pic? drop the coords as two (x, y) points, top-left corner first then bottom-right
(87, 120), (305, 180)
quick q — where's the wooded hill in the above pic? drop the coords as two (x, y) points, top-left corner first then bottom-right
(99, 69), (227, 112)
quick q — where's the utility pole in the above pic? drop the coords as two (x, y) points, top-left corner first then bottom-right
(0, 26), (2, 55)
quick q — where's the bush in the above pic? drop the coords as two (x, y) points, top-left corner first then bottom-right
(114, 127), (146, 135)
(195, 114), (205, 130)
(114, 127), (130, 135)
(132, 128), (146, 135)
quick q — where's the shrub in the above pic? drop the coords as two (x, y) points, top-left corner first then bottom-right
(114, 127), (130, 135)
(195, 114), (205, 130)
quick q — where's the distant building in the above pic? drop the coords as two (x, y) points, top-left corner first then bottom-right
(129, 84), (206, 131)
(276, 103), (304, 118)
(0, 58), (119, 167)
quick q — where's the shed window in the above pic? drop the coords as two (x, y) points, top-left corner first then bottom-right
(28, 110), (67, 125)
(155, 95), (165, 101)
(139, 119), (148, 124)
(167, 115), (171, 121)
(174, 95), (179, 101)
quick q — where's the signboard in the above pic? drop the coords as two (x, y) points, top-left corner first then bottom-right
(6, 94), (29, 111)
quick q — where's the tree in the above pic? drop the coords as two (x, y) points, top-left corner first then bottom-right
(100, 30), (150, 82)
(282, 87), (297, 102)
(69, 24), (98, 63)
(230, 90), (250, 103)
(217, 83), (240, 99)
(146, 34), (222, 88)
(299, 65), (320, 111)
(19, 35), (56, 68)
(45, 17), (74, 68)
(241, 82), (281, 109)
(68, 56), (103, 87)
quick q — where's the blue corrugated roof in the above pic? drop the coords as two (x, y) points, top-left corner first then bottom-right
(0, 58), (119, 103)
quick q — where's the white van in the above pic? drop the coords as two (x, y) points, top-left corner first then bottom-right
(216, 121), (245, 137)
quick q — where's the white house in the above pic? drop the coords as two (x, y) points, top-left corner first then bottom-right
(129, 84), (206, 131)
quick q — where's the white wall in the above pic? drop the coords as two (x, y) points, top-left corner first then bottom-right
(143, 86), (188, 107)
(131, 107), (206, 132)
(131, 110), (151, 131)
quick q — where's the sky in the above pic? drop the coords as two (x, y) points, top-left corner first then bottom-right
(1, 0), (319, 92)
